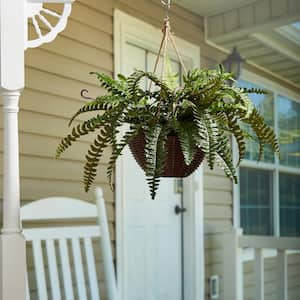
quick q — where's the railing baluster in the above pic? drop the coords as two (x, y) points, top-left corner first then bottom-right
(223, 229), (243, 300)
(237, 235), (299, 300)
(254, 248), (264, 300)
(278, 250), (288, 300)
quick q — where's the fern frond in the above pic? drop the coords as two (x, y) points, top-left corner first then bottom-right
(106, 125), (141, 188)
(146, 177), (161, 200)
(83, 131), (110, 192)
(193, 108), (218, 168)
(144, 125), (162, 177)
(244, 108), (279, 159)
(91, 72), (127, 97)
(226, 111), (246, 165)
(215, 134), (237, 183)
(174, 120), (198, 165)
(146, 128), (168, 199)
(192, 107), (209, 153)
(69, 95), (125, 126)
(242, 87), (268, 95)
(127, 70), (171, 100)
(204, 115), (219, 169)
(56, 114), (107, 159)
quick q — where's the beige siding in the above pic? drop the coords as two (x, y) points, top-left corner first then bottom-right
(201, 43), (236, 300)
(203, 161), (233, 300)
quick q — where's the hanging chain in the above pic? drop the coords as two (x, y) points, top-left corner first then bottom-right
(161, 0), (171, 20)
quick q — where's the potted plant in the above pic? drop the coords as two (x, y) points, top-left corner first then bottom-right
(56, 66), (279, 199)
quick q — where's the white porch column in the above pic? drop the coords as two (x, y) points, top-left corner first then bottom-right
(0, 0), (74, 297)
(0, 91), (26, 300)
(2, 92), (22, 233)
(278, 250), (288, 300)
(0, 0), (26, 299)
(254, 248), (264, 300)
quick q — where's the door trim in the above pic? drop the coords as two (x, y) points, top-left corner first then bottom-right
(114, 10), (205, 300)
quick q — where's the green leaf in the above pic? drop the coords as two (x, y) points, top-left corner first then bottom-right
(173, 120), (198, 165)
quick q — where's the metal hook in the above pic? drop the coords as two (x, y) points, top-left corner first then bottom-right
(80, 89), (95, 100)
(161, 0), (171, 9)
(161, 0), (171, 17)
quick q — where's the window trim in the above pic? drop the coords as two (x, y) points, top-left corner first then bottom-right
(233, 68), (300, 237)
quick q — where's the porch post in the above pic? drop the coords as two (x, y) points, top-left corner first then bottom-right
(2, 92), (22, 233)
(0, 0), (26, 299)
(0, 0), (75, 298)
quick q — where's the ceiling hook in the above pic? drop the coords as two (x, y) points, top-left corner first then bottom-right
(161, 0), (171, 9)
(161, 0), (171, 17)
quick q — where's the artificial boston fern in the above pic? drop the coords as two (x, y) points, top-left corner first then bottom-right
(56, 66), (279, 199)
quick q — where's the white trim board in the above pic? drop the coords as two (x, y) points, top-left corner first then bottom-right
(233, 68), (300, 231)
(114, 10), (204, 300)
(242, 69), (300, 101)
(243, 248), (300, 262)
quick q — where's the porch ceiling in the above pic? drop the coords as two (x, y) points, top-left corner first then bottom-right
(174, 0), (300, 89)
(174, 0), (258, 17)
(217, 28), (300, 87)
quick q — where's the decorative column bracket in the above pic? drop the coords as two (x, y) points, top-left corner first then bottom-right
(25, 0), (74, 49)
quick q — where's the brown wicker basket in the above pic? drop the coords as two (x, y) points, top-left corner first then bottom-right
(128, 132), (205, 177)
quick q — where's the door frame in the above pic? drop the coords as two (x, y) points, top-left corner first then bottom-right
(114, 10), (205, 300)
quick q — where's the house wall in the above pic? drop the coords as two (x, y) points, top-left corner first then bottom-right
(0, 0), (298, 299)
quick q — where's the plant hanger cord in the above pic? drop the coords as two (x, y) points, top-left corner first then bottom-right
(150, 0), (187, 92)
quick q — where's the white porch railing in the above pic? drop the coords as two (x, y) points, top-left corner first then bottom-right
(223, 229), (300, 300)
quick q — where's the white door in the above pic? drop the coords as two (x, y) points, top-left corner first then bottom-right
(115, 10), (204, 300)
(122, 42), (183, 300)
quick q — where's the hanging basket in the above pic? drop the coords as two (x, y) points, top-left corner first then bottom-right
(128, 132), (205, 177)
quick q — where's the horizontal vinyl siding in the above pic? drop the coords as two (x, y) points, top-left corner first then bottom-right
(23, 1), (113, 200)
(203, 160), (233, 300)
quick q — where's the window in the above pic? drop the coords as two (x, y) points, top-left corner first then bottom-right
(240, 168), (273, 235)
(279, 173), (300, 236)
(238, 78), (300, 237)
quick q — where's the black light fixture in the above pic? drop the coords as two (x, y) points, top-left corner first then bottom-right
(222, 47), (245, 80)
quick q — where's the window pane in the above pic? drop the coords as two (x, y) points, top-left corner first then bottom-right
(238, 80), (274, 163)
(278, 96), (300, 168)
(240, 167), (273, 235)
(279, 173), (300, 236)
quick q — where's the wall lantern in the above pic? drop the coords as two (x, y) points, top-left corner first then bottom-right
(222, 47), (245, 80)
